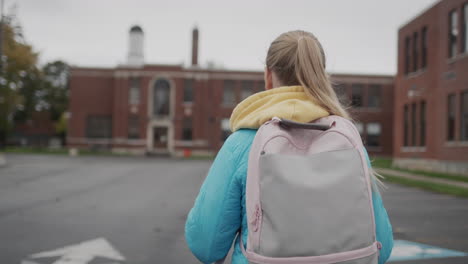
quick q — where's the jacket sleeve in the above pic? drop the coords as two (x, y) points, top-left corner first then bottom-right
(185, 131), (253, 264)
(363, 148), (394, 264)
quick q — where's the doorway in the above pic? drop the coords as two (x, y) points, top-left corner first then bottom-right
(153, 126), (168, 150)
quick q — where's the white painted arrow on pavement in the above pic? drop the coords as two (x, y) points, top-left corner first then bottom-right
(22, 237), (125, 264)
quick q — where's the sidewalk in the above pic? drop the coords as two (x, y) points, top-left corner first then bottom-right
(376, 168), (468, 189)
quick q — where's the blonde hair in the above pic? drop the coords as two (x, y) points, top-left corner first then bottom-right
(266, 30), (350, 119)
(266, 30), (385, 190)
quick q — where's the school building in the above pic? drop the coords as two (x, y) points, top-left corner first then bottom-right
(67, 0), (468, 175)
(394, 0), (468, 174)
(68, 26), (394, 157)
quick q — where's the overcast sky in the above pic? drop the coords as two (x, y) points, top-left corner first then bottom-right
(12, 0), (438, 75)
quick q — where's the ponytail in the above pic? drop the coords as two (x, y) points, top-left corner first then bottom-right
(266, 30), (350, 119)
(266, 31), (385, 190)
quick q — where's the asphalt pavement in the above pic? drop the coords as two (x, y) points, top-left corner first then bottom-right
(0, 154), (467, 264)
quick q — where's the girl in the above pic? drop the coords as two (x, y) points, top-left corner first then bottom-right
(185, 30), (393, 264)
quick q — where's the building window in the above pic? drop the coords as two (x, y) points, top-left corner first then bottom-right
(420, 101), (426, 146)
(241, 80), (254, 101)
(182, 117), (192, 140)
(221, 118), (231, 141)
(463, 4), (468, 53)
(128, 116), (139, 139)
(129, 77), (140, 105)
(405, 37), (411, 74)
(404, 105), (409, 146)
(354, 122), (364, 135)
(412, 32), (419, 71)
(222, 80), (236, 106)
(153, 79), (170, 116)
(421, 27), (428, 68)
(449, 9), (458, 58)
(183, 79), (194, 103)
(448, 94), (456, 141)
(461, 91), (468, 141)
(351, 84), (363, 107)
(411, 103), (417, 146)
(86, 116), (112, 138)
(334, 83), (349, 106)
(368, 85), (381, 108)
(366, 123), (381, 147)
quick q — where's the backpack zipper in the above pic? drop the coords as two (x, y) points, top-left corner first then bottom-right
(251, 204), (261, 232)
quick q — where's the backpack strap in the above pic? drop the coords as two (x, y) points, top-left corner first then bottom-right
(278, 118), (332, 131)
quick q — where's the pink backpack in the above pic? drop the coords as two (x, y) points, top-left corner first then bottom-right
(239, 116), (381, 264)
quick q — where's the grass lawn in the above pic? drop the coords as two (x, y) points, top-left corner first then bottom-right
(382, 173), (468, 198)
(369, 157), (393, 169)
(4, 147), (69, 155)
(4, 147), (128, 157)
(4, 147), (215, 159)
(186, 155), (215, 160)
(370, 156), (468, 183)
(371, 156), (468, 198)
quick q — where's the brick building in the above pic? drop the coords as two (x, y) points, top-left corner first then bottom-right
(68, 26), (394, 156)
(12, 112), (56, 147)
(394, 0), (468, 174)
(332, 74), (394, 157)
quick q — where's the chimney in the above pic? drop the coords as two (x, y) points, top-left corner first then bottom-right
(191, 26), (199, 66)
(127, 25), (144, 66)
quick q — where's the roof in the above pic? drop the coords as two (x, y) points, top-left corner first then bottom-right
(130, 25), (143, 33)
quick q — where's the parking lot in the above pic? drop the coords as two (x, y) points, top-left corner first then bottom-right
(0, 154), (467, 263)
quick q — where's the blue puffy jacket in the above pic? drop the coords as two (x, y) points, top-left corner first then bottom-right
(185, 129), (394, 264)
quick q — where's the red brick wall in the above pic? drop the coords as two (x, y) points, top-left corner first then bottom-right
(68, 67), (395, 155)
(332, 74), (394, 157)
(68, 68), (114, 140)
(395, 0), (468, 162)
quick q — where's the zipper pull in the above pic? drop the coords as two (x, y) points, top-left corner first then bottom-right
(251, 205), (261, 232)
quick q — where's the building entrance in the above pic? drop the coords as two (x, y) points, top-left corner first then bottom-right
(152, 126), (169, 151)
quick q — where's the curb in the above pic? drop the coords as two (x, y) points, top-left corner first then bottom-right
(376, 168), (468, 189)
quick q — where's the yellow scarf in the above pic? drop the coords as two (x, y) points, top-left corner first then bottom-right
(230, 86), (329, 132)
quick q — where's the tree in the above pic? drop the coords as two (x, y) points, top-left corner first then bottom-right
(0, 13), (39, 146)
(0, 10), (71, 147)
(42, 60), (69, 143)
(42, 60), (69, 122)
